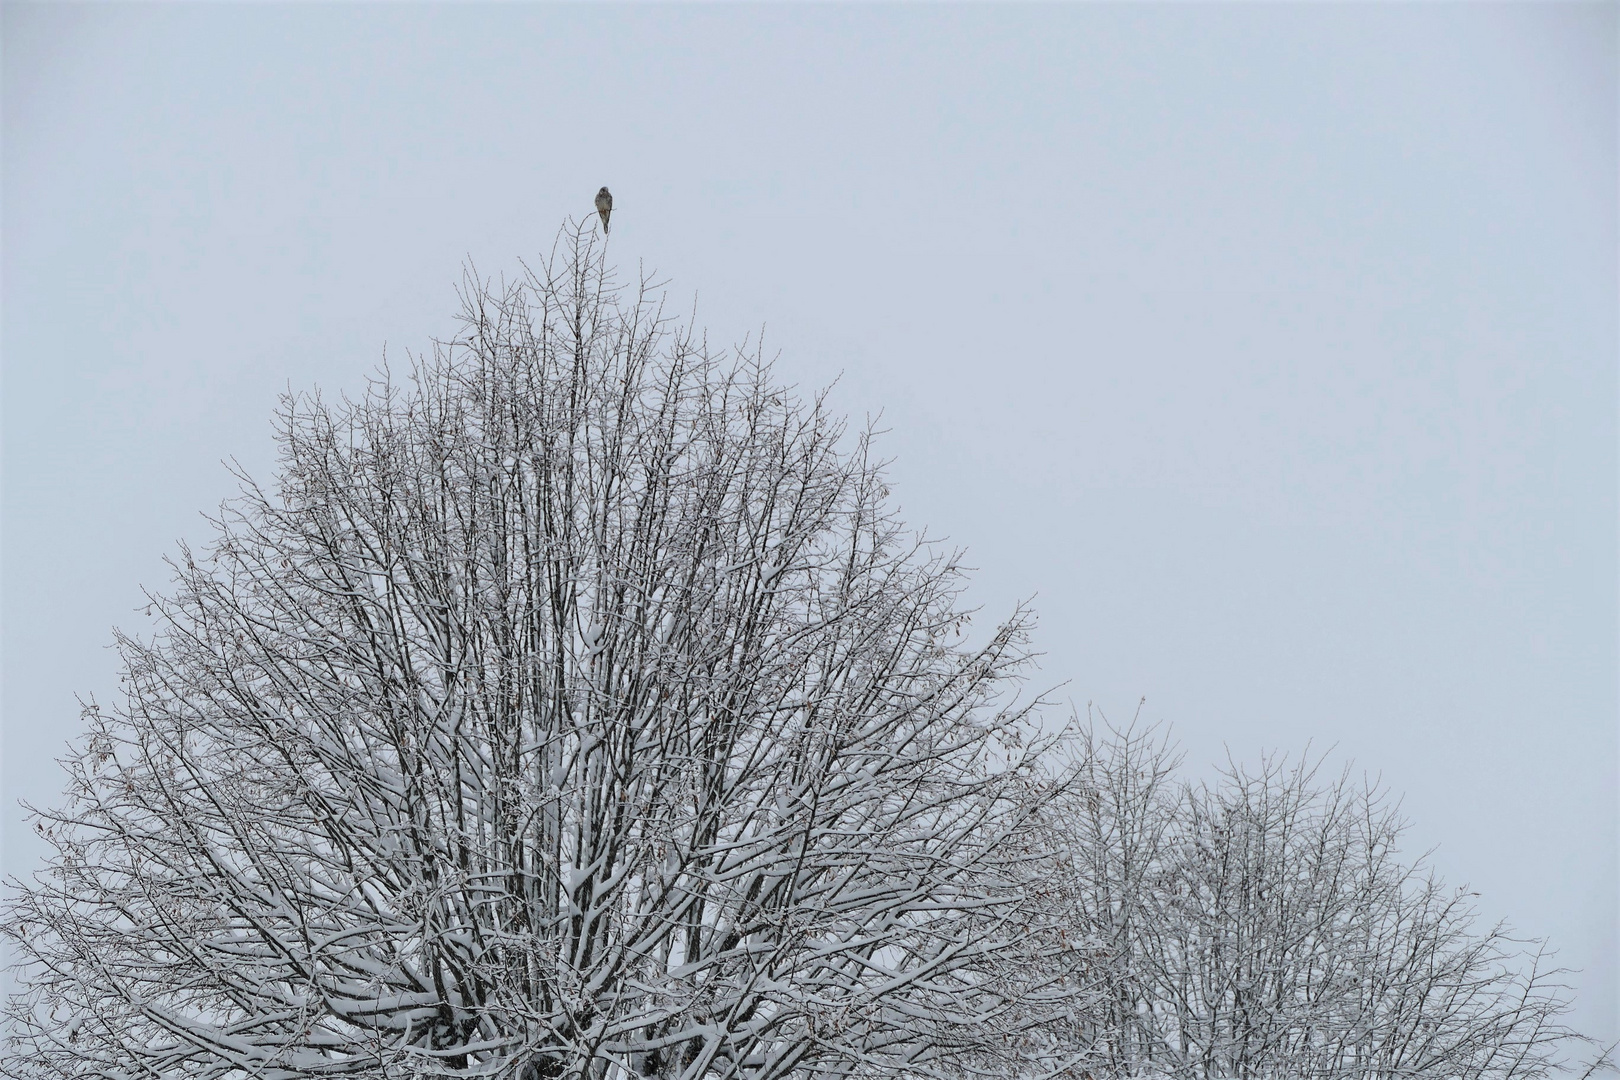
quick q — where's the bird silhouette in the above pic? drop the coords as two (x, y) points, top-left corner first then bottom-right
(595, 187), (613, 235)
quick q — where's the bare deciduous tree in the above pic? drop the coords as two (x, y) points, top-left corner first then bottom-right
(1048, 722), (1605, 1080)
(3, 228), (1080, 1080)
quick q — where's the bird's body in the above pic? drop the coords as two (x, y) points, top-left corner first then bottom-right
(595, 187), (613, 235)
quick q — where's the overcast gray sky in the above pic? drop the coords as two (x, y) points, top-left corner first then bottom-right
(4, 1), (1615, 1052)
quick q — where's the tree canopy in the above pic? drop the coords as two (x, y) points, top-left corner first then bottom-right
(3, 230), (1076, 1080)
(1045, 723), (1605, 1080)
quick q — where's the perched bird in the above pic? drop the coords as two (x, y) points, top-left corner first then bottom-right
(595, 187), (613, 235)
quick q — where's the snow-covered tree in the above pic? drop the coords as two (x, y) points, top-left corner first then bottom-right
(1047, 722), (1605, 1080)
(3, 228), (1082, 1080)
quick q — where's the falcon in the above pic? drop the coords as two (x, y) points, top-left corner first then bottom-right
(595, 187), (613, 235)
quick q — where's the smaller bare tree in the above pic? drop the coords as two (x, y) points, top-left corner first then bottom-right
(1046, 720), (1608, 1080)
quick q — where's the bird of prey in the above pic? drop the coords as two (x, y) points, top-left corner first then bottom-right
(595, 187), (613, 235)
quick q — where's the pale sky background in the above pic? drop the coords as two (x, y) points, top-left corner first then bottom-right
(3, 1), (1616, 1056)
